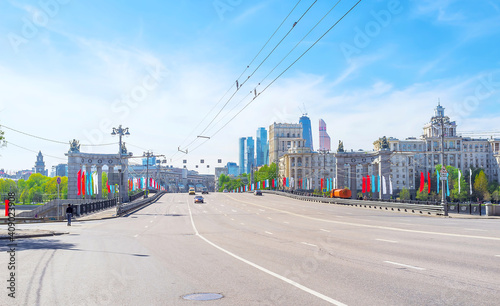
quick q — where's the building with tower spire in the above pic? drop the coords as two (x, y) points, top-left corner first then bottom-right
(35, 151), (48, 176)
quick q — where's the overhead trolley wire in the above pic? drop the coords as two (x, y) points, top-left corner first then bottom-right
(174, 0), (303, 157)
(205, 0), (343, 137)
(208, 0), (364, 140)
(6, 141), (66, 161)
(176, 0), (314, 155)
(1, 124), (117, 146)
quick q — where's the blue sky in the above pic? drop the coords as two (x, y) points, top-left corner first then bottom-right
(1, 0), (499, 174)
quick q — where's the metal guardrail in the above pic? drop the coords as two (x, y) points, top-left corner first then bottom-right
(262, 190), (445, 216)
(129, 191), (145, 202)
(77, 199), (117, 216)
(117, 191), (166, 216)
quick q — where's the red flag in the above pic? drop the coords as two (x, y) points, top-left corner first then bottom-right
(81, 172), (86, 197)
(320, 178), (324, 191)
(4, 199), (9, 217)
(420, 172), (424, 193)
(77, 169), (82, 195)
(428, 172), (431, 194)
(367, 175), (371, 192)
(107, 180), (111, 193)
(283, 177), (286, 187)
(272, 179), (275, 188)
(362, 176), (366, 193)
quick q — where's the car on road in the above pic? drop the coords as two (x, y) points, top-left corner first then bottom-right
(194, 196), (204, 203)
(189, 187), (196, 195)
(202, 188), (209, 194)
(254, 190), (262, 196)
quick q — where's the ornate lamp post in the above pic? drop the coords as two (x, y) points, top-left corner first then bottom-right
(111, 125), (130, 211)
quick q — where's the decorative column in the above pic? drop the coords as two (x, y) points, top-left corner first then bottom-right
(66, 154), (80, 200)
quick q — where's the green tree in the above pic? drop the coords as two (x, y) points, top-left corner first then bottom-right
(473, 170), (489, 201)
(415, 183), (429, 201)
(399, 188), (410, 200)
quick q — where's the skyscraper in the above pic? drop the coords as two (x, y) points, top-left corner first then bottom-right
(319, 119), (331, 151)
(299, 115), (313, 151)
(239, 137), (246, 175)
(256, 127), (269, 166)
(246, 137), (255, 173)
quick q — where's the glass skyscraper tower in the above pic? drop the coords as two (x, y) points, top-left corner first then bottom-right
(256, 127), (269, 166)
(299, 115), (313, 151)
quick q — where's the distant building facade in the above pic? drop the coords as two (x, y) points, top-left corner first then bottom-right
(246, 137), (255, 173)
(239, 137), (246, 175)
(55, 164), (68, 177)
(319, 119), (331, 151)
(269, 122), (303, 164)
(256, 127), (269, 166)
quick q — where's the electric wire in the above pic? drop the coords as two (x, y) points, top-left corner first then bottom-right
(205, 0), (342, 136)
(6, 141), (66, 161)
(179, 0), (317, 153)
(1, 124), (117, 146)
(208, 0), (363, 140)
(172, 0), (303, 159)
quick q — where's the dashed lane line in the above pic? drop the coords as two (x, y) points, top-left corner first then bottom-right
(226, 195), (500, 241)
(186, 199), (347, 306)
(375, 239), (398, 243)
(384, 261), (425, 271)
(301, 242), (317, 247)
(265, 231), (273, 235)
(320, 229), (330, 233)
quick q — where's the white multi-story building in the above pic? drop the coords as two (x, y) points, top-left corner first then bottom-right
(376, 103), (500, 191)
(269, 122), (303, 165)
(278, 139), (336, 190)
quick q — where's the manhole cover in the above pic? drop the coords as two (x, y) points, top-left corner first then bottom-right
(182, 293), (224, 301)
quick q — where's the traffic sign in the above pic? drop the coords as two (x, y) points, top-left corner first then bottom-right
(57, 177), (61, 184)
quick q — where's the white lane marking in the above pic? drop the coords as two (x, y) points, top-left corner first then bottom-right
(221, 204), (224, 207)
(227, 195), (500, 241)
(203, 211), (207, 213)
(230, 218), (235, 221)
(320, 229), (330, 233)
(495, 255), (500, 257)
(145, 225), (148, 228)
(283, 221), (289, 224)
(133, 234), (138, 238)
(464, 228), (487, 232)
(259, 209), (265, 212)
(384, 261), (425, 271)
(224, 214), (227, 216)
(265, 231), (273, 235)
(256, 213), (260, 215)
(376, 239), (398, 243)
(154, 216), (157, 219)
(267, 217), (272, 220)
(150, 220), (153, 223)
(345, 213), (353, 215)
(240, 223), (245, 225)
(186, 200), (347, 306)
(232, 209), (237, 212)
(301, 242), (317, 247)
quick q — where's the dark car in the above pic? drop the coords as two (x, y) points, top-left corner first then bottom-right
(202, 188), (209, 194)
(254, 190), (262, 196)
(194, 196), (204, 203)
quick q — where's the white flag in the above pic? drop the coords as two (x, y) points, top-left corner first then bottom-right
(458, 170), (461, 194)
(389, 176), (393, 195)
(470, 170), (472, 195)
(382, 176), (387, 195)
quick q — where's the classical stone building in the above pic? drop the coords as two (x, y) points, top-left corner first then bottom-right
(269, 122), (303, 165)
(375, 103), (500, 192)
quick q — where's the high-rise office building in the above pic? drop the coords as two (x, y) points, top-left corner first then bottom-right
(246, 137), (255, 173)
(239, 137), (246, 175)
(256, 127), (269, 166)
(269, 122), (303, 164)
(299, 115), (313, 151)
(319, 119), (331, 151)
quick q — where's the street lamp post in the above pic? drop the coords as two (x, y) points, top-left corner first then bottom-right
(111, 125), (130, 212)
(440, 113), (449, 216)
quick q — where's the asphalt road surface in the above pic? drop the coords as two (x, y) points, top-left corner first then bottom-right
(2, 192), (500, 305)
